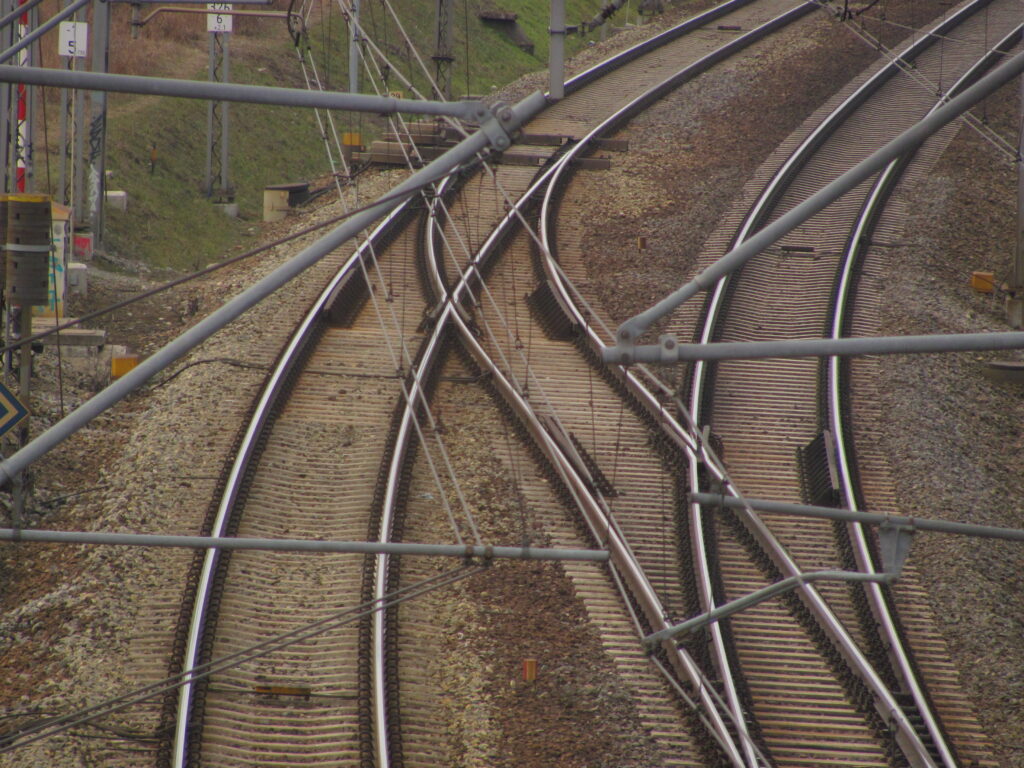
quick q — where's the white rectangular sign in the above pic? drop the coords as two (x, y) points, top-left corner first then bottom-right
(58, 21), (88, 58)
(207, 3), (233, 33)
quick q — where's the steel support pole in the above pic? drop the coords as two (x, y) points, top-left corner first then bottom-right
(58, 65), (69, 202)
(549, 0), (565, 100)
(203, 33), (214, 195)
(55, 0), (86, 217)
(0, 90), (545, 484)
(604, 47), (1024, 361)
(0, 0), (89, 64)
(0, 527), (609, 560)
(204, 31), (230, 199)
(348, 0), (359, 94)
(86, 0), (108, 245)
(13, 0), (26, 192)
(72, 55), (84, 223)
(0, 0), (10, 192)
(23, 0), (35, 191)
(0, 64), (489, 119)
(220, 34), (229, 197)
(0, 0), (43, 30)
(433, 0), (452, 100)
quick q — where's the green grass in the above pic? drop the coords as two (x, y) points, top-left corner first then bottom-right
(89, 1), (622, 271)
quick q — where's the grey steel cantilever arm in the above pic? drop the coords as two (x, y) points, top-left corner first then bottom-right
(0, 90), (547, 486)
(644, 570), (896, 646)
(603, 47), (1024, 364)
(0, 64), (497, 122)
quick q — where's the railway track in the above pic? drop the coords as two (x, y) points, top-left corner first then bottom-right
(516, 4), (1014, 768)
(154, 0), (1010, 766)
(677, 1), (1016, 764)
(163, 1), (812, 763)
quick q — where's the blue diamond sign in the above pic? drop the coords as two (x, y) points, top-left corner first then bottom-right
(0, 381), (28, 440)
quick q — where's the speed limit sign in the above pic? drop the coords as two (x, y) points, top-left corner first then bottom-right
(207, 3), (233, 33)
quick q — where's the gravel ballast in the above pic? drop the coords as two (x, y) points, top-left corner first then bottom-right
(1, 1), (1021, 765)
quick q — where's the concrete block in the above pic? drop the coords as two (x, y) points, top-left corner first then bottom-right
(105, 190), (128, 211)
(67, 262), (88, 297)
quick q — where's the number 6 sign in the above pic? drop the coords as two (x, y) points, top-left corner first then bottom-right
(207, 3), (233, 33)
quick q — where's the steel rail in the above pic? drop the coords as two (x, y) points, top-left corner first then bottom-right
(0, 92), (545, 486)
(826, 21), (1024, 768)
(688, 3), (1007, 765)
(442, 283), (748, 767)
(406, 3), (778, 758)
(672, 1), (1008, 764)
(170, 2), (782, 762)
(533, 5), (827, 765)
(530, 3), (1008, 767)
(349, 2), (793, 752)
(415, 6), (773, 761)
(424, 9), (838, 763)
(603, 0), (1024, 357)
(169, 3), (833, 765)
(169, 200), (416, 768)
(688, 0), (997, 457)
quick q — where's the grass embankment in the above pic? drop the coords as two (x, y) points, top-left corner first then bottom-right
(45, 0), (606, 272)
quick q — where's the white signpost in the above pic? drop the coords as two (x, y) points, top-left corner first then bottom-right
(57, 21), (88, 58)
(207, 3), (233, 33)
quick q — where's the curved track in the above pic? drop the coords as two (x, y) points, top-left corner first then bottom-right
(163, 0), (1007, 766)
(529, 0), (1009, 766)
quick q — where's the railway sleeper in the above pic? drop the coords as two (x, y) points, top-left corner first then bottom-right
(454, 340), (749, 767)
(718, 509), (913, 766)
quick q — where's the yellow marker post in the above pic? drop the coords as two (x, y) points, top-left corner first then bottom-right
(522, 658), (537, 682)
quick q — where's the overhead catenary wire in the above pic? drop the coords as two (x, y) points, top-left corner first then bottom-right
(817, 0), (1019, 161)
(0, 566), (484, 755)
(0, 174), (469, 358)
(344, 31), (487, 544)
(0, 89), (547, 484)
(344, 4), (591, 550)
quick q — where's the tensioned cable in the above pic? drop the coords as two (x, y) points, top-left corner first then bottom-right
(379, 0), (445, 101)
(429, 164), (621, 484)
(333, 0), (474, 148)
(347, 8), (565, 547)
(818, 0), (1019, 160)
(464, 259), (646, 563)
(293, 38), (350, 187)
(440, 151), (774, 765)
(340, 31), (486, 544)
(0, 566), (483, 755)
(603, 537), (773, 768)
(334, 0), (433, 103)
(0, 176), (460, 357)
